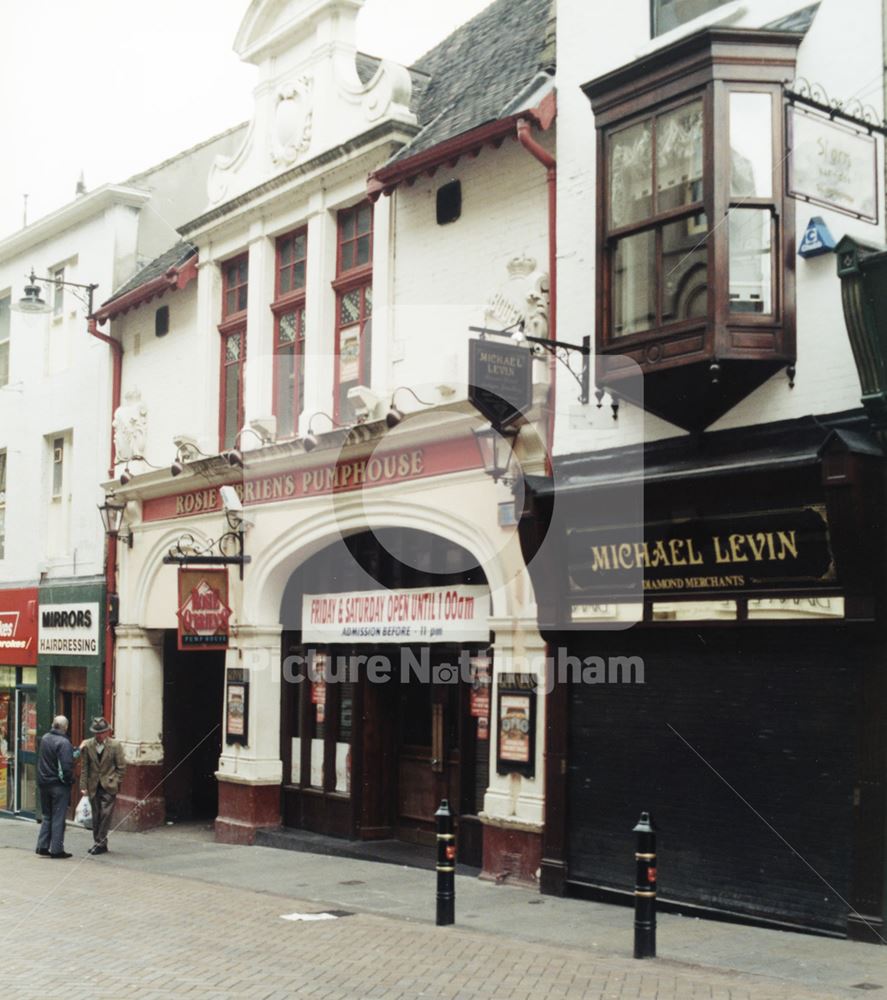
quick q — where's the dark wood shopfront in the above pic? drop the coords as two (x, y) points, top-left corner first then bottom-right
(519, 412), (887, 940)
(279, 529), (492, 866)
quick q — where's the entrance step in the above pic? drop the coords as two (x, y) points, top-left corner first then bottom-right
(254, 826), (481, 877)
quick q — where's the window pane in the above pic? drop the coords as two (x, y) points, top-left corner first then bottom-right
(340, 290), (361, 326)
(294, 233), (306, 258)
(0, 451), (6, 495)
(0, 343), (8, 389)
(656, 100), (703, 212)
(662, 215), (708, 324)
(279, 266), (291, 295)
(278, 312), (296, 345)
(280, 238), (292, 266)
(341, 243), (354, 272)
(729, 209), (772, 314)
(364, 286), (372, 317)
(225, 333), (241, 363)
(654, 0), (730, 35)
(610, 121), (652, 228)
(356, 235), (370, 266)
(237, 285), (248, 312)
(335, 680), (355, 794)
(339, 325), (361, 383)
(52, 438), (64, 497)
(357, 205), (372, 234)
(612, 230), (655, 337)
(224, 363), (240, 447)
(0, 295), (9, 341)
(276, 346), (295, 438)
(730, 92), (773, 198)
(293, 260), (306, 289)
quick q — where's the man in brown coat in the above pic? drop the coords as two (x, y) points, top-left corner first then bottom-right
(80, 717), (126, 855)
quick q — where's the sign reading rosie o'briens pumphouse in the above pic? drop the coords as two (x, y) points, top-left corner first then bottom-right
(567, 506), (836, 597)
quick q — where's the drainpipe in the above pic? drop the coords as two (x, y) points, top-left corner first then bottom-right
(517, 117), (556, 475)
(88, 316), (122, 721)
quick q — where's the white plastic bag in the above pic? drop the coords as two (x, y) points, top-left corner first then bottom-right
(74, 794), (93, 830)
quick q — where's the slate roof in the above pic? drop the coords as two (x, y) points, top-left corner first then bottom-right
(388, 0), (555, 164)
(102, 241), (196, 307)
(764, 3), (820, 33)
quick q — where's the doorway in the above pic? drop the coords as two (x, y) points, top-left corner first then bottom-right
(162, 631), (224, 821)
(13, 687), (38, 815)
(395, 651), (461, 845)
(56, 666), (87, 817)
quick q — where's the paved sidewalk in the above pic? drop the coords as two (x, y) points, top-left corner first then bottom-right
(1, 816), (885, 999)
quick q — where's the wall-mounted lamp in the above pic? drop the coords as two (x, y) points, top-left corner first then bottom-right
(119, 466), (132, 486)
(385, 386), (437, 428)
(302, 412), (346, 452)
(161, 486), (252, 579)
(472, 423), (519, 484)
(15, 269), (99, 316)
(170, 435), (210, 477)
(97, 498), (132, 549)
(222, 423), (276, 468)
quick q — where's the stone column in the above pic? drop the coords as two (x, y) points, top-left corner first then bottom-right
(113, 626), (166, 831)
(215, 624), (284, 844)
(479, 622), (547, 887)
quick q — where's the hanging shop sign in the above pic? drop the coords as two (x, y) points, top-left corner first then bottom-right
(468, 338), (533, 429)
(302, 585), (491, 643)
(225, 668), (249, 746)
(142, 436), (484, 523)
(0, 588), (38, 666)
(496, 675), (536, 778)
(567, 506), (835, 598)
(38, 602), (100, 657)
(177, 569), (232, 651)
(788, 107), (878, 223)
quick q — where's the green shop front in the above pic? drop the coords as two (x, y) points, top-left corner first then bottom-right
(36, 580), (105, 814)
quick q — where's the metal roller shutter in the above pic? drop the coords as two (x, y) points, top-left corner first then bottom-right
(567, 627), (858, 933)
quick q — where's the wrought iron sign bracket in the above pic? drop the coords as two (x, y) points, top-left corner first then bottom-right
(785, 77), (887, 137)
(163, 528), (251, 580)
(468, 326), (591, 404)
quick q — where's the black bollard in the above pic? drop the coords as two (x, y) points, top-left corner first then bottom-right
(633, 811), (657, 958)
(435, 798), (456, 926)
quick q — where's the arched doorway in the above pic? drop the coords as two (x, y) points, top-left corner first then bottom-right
(278, 527), (492, 865)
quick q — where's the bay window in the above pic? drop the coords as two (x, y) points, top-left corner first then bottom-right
(585, 28), (798, 430)
(273, 229), (307, 439)
(333, 203), (373, 423)
(219, 254), (248, 450)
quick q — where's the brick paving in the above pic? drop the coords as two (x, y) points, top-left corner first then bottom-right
(0, 845), (858, 1000)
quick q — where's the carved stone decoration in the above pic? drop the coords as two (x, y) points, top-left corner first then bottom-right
(271, 76), (314, 166)
(113, 388), (148, 462)
(484, 256), (550, 338)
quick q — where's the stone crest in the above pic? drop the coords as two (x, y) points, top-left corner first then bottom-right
(271, 76), (313, 166)
(113, 388), (148, 462)
(484, 256), (550, 339)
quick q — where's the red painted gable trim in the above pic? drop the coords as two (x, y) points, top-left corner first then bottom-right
(94, 253), (198, 323)
(367, 91), (557, 202)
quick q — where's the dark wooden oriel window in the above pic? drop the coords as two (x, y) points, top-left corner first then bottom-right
(585, 28), (798, 430)
(273, 229), (308, 439)
(219, 253), (248, 450)
(333, 202), (373, 423)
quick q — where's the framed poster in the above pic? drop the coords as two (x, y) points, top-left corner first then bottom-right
(496, 679), (536, 778)
(225, 668), (249, 746)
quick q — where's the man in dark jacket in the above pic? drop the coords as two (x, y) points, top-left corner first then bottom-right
(36, 715), (74, 858)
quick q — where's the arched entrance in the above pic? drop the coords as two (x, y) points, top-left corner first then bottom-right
(278, 527), (492, 865)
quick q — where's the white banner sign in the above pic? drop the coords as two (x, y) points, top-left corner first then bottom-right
(38, 602), (100, 656)
(788, 107), (878, 222)
(302, 585), (490, 643)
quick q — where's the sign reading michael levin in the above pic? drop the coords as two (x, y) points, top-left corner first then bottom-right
(303, 585), (491, 643)
(469, 338), (533, 428)
(38, 603), (100, 656)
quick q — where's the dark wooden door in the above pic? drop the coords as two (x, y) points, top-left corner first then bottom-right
(395, 655), (460, 845)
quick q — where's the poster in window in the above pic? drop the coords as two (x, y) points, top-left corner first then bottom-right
(22, 699), (37, 752)
(338, 327), (361, 383)
(311, 677), (326, 724)
(469, 654), (492, 718)
(496, 685), (536, 777)
(225, 668), (249, 746)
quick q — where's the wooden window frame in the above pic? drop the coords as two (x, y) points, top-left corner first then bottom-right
(219, 253), (249, 451)
(332, 203), (374, 423)
(272, 230), (307, 440)
(588, 30), (796, 368)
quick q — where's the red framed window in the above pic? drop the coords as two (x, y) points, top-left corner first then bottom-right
(273, 229), (308, 439)
(333, 202), (373, 422)
(219, 253), (248, 450)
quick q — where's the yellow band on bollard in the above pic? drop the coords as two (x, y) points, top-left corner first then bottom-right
(635, 852), (656, 860)
(437, 833), (456, 841)
(635, 890), (656, 897)
(437, 865), (456, 873)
